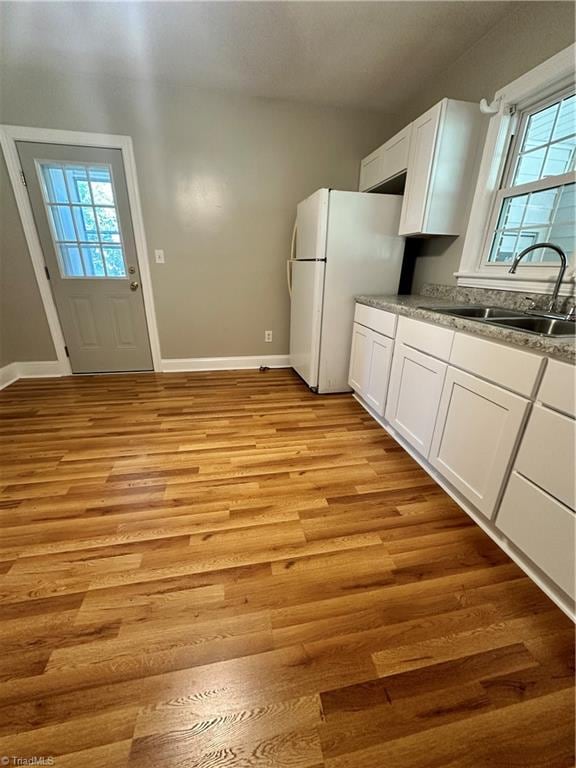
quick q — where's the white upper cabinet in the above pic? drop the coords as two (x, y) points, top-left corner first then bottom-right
(358, 148), (384, 194)
(359, 125), (412, 192)
(359, 99), (482, 236)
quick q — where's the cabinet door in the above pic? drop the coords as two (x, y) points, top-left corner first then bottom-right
(358, 149), (383, 192)
(385, 343), (447, 457)
(380, 125), (412, 183)
(399, 101), (443, 235)
(364, 333), (394, 416)
(430, 369), (529, 519)
(348, 323), (370, 395)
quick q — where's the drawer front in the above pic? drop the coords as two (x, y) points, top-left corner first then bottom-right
(497, 472), (575, 600)
(450, 332), (544, 398)
(538, 358), (576, 418)
(359, 149), (383, 191)
(515, 404), (575, 509)
(381, 125), (411, 182)
(354, 304), (397, 338)
(396, 315), (454, 361)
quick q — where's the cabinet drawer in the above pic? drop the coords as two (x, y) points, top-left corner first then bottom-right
(359, 149), (383, 192)
(380, 125), (411, 182)
(497, 472), (575, 600)
(354, 304), (397, 338)
(538, 359), (576, 418)
(515, 404), (575, 509)
(396, 316), (454, 361)
(450, 333), (544, 397)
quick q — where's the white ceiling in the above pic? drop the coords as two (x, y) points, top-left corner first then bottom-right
(2, 1), (518, 112)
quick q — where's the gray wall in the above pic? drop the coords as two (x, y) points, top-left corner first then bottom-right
(0, 69), (391, 362)
(0, 152), (56, 366)
(388, 1), (575, 292)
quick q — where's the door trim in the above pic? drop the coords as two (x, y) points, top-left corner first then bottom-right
(0, 124), (161, 374)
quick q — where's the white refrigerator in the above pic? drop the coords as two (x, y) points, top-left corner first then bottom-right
(288, 188), (405, 394)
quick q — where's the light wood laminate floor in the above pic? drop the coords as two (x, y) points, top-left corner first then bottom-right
(0, 369), (573, 767)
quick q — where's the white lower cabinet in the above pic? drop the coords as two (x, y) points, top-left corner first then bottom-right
(429, 368), (530, 519)
(348, 323), (393, 416)
(348, 323), (370, 394)
(497, 473), (575, 601)
(385, 343), (447, 457)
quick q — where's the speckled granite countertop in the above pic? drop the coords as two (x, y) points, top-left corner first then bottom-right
(355, 293), (575, 364)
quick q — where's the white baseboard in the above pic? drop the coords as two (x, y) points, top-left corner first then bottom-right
(161, 355), (290, 372)
(0, 360), (66, 390)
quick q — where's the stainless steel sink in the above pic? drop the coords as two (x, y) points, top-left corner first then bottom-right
(421, 304), (576, 337)
(422, 305), (526, 319)
(485, 316), (576, 336)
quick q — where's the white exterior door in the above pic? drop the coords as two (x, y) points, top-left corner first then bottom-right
(17, 142), (152, 373)
(385, 343), (447, 457)
(429, 368), (530, 519)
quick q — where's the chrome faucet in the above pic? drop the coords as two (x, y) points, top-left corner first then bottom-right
(508, 242), (567, 314)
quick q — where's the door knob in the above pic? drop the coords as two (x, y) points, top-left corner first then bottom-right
(130, 281), (139, 291)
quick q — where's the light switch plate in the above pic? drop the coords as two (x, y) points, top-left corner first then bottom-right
(155, 249), (165, 264)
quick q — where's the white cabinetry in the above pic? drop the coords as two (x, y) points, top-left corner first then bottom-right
(496, 386), (576, 602)
(399, 99), (482, 236)
(359, 99), (481, 236)
(429, 368), (529, 519)
(358, 149), (383, 194)
(497, 474), (575, 601)
(348, 305), (396, 417)
(359, 125), (412, 193)
(385, 344), (447, 458)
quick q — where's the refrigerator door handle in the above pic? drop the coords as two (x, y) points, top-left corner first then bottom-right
(286, 259), (293, 298)
(287, 220), (297, 297)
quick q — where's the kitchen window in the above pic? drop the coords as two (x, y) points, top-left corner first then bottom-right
(457, 44), (576, 293)
(485, 89), (575, 267)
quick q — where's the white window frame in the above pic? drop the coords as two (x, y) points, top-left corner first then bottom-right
(456, 44), (576, 295)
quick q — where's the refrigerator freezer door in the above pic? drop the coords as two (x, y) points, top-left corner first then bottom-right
(289, 259), (326, 389)
(295, 189), (329, 261)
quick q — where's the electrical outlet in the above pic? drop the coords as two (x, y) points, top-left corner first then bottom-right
(264, 330), (273, 343)
(154, 249), (165, 264)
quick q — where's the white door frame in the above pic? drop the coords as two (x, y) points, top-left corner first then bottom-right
(0, 124), (162, 374)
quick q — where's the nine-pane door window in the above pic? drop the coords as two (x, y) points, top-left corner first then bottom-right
(38, 162), (127, 278)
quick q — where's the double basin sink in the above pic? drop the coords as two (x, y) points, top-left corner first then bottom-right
(422, 305), (576, 337)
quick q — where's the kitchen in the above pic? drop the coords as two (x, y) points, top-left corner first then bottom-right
(0, 2), (574, 766)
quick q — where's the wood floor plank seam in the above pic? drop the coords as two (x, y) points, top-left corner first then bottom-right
(0, 369), (573, 767)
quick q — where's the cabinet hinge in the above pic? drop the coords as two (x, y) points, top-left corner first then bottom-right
(20, 169), (27, 187)
(44, 265), (50, 280)
(64, 345), (70, 358)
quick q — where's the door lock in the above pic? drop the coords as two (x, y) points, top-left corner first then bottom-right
(128, 265), (136, 274)
(130, 281), (139, 291)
